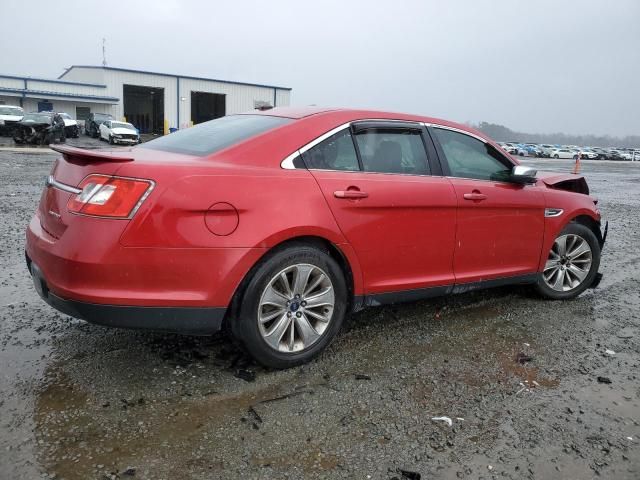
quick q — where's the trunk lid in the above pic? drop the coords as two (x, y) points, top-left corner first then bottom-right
(40, 146), (135, 238)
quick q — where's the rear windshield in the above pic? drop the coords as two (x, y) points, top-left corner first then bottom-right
(140, 115), (292, 156)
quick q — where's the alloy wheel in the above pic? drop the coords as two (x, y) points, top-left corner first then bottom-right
(543, 234), (593, 292)
(258, 264), (335, 353)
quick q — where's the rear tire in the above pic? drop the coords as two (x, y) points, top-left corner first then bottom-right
(231, 244), (347, 369)
(554, 154), (559, 159)
(534, 223), (600, 300)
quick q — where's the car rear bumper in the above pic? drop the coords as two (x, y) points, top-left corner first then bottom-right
(27, 255), (225, 335)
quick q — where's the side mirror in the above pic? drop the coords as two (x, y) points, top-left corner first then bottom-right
(510, 165), (537, 184)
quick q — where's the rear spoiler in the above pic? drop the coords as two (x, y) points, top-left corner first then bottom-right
(50, 145), (134, 163)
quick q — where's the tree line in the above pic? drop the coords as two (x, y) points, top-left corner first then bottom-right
(473, 122), (640, 148)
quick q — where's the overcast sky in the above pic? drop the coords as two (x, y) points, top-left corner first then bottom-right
(1, 0), (639, 136)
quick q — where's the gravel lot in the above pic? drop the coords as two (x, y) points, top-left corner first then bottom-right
(0, 151), (638, 480)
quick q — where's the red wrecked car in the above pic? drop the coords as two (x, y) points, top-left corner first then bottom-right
(26, 107), (606, 368)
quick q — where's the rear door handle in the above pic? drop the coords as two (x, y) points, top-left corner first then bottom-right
(334, 189), (368, 199)
(463, 191), (487, 201)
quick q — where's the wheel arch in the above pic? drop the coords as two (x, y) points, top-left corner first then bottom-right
(223, 235), (362, 333)
(538, 208), (602, 271)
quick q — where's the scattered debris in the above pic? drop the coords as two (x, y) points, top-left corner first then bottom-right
(456, 417), (465, 421)
(604, 349), (616, 356)
(121, 467), (136, 476)
(597, 376), (612, 384)
(488, 465), (494, 471)
(616, 328), (634, 339)
(516, 352), (533, 364)
(626, 436), (633, 441)
(248, 406), (263, 424)
(431, 416), (453, 427)
(396, 468), (421, 480)
(523, 342), (530, 347)
(257, 389), (312, 405)
(234, 369), (256, 382)
(355, 374), (371, 380)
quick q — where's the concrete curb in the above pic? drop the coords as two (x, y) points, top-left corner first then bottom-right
(0, 147), (53, 154)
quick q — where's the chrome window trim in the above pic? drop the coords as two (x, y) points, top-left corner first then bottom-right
(46, 175), (82, 195)
(426, 123), (488, 143)
(280, 119), (423, 170)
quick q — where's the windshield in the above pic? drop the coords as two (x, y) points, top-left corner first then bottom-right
(22, 113), (52, 123)
(140, 115), (293, 156)
(111, 122), (136, 130)
(59, 113), (71, 119)
(94, 114), (112, 120)
(0, 106), (24, 116)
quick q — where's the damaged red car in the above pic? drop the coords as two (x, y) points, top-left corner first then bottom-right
(25, 107), (607, 368)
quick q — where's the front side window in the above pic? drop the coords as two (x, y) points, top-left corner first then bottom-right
(433, 128), (511, 181)
(302, 129), (359, 171)
(354, 129), (429, 175)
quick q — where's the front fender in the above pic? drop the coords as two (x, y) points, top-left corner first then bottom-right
(537, 189), (601, 271)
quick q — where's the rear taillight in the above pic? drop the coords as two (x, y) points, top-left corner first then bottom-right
(67, 175), (154, 218)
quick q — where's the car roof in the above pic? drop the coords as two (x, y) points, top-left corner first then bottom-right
(248, 106), (489, 140)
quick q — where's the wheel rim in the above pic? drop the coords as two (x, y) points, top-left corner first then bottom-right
(258, 264), (335, 353)
(543, 234), (592, 292)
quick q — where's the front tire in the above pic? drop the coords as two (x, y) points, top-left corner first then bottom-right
(232, 244), (347, 369)
(534, 223), (600, 300)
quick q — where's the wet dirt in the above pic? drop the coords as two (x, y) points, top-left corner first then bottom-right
(0, 153), (638, 479)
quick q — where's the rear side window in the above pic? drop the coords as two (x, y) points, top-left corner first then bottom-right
(433, 128), (511, 181)
(141, 115), (292, 156)
(355, 129), (429, 175)
(302, 129), (360, 171)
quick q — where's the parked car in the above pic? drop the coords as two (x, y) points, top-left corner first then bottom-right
(607, 149), (628, 161)
(58, 113), (80, 138)
(538, 144), (556, 158)
(550, 148), (578, 159)
(13, 112), (65, 145)
(99, 120), (140, 145)
(578, 149), (599, 160)
(25, 107), (606, 368)
(0, 105), (24, 136)
(500, 142), (518, 155)
(85, 112), (113, 138)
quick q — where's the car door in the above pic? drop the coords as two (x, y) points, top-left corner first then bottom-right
(429, 126), (545, 284)
(305, 121), (457, 296)
(100, 121), (109, 140)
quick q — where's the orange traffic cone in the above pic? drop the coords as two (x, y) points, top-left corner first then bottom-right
(573, 152), (581, 174)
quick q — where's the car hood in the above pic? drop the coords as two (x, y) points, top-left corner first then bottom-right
(18, 119), (51, 127)
(0, 115), (23, 122)
(111, 127), (138, 135)
(536, 171), (589, 195)
(62, 118), (77, 127)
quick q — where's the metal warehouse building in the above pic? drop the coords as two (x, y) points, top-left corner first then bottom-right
(0, 66), (292, 134)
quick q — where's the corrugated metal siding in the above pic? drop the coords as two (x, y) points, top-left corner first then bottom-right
(0, 77), (24, 89)
(275, 89), (290, 108)
(19, 67), (292, 127)
(27, 80), (105, 97)
(21, 99), (110, 116)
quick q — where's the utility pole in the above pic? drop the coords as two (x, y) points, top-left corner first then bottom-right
(102, 38), (108, 67)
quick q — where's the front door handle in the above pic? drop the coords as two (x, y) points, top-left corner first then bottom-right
(463, 191), (487, 201)
(334, 188), (368, 199)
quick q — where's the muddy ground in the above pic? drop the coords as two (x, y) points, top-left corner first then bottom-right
(0, 151), (638, 480)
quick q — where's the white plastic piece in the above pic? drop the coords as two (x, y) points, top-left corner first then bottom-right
(431, 416), (453, 427)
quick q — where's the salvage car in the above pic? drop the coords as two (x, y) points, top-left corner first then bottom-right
(0, 105), (24, 136)
(13, 112), (65, 145)
(26, 107), (606, 368)
(99, 120), (140, 144)
(58, 113), (80, 138)
(84, 112), (113, 138)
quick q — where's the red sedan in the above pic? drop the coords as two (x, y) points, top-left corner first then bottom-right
(26, 107), (606, 368)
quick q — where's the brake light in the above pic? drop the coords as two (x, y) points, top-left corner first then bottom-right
(67, 175), (154, 218)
